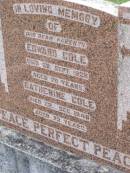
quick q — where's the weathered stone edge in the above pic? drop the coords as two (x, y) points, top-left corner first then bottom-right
(0, 125), (123, 173)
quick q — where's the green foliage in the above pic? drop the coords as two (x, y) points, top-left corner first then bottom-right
(108, 0), (129, 4)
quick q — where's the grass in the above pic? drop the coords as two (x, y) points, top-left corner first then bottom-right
(108, 0), (129, 4)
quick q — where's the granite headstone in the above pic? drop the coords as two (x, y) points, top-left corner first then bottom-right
(0, 0), (130, 172)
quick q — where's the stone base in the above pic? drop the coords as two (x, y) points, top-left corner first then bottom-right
(0, 125), (123, 173)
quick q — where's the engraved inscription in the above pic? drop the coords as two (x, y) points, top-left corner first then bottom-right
(23, 81), (96, 111)
(24, 30), (87, 49)
(31, 71), (86, 92)
(46, 20), (62, 32)
(26, 57), (89, 80)
(25, 43), (88, 65)
(13, 3), (100, 27)
(0, 108), (130, 170)
(29, 95), (91, 122)
(34, 109), (87, 132)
